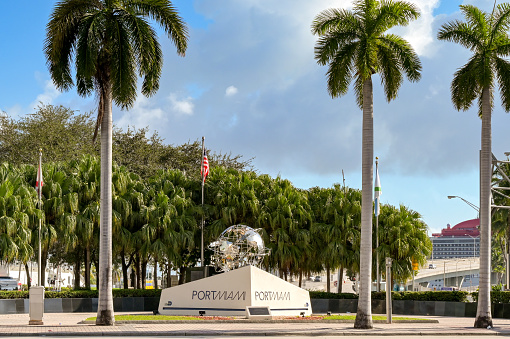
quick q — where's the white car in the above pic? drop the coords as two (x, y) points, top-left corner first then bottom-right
(0, 276), (19, 290)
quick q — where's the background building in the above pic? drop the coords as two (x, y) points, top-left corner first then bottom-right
(430, 219), (479, 259)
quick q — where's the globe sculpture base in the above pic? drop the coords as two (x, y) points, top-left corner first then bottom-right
(158, 265), (311, 317)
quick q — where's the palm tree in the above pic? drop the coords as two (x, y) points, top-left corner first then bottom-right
(312, 0), (421, 328)
(45, 0), (188, 325)
(437, 3), (510, 328)
(377, 204), (431, 286)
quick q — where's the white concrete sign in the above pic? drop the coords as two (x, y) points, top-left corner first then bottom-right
(158, 265), (311, 316)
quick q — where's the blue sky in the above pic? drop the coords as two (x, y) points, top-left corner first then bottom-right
(0, 0), (507, 235)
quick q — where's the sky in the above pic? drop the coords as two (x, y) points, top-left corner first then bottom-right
(1, 0), (508, 235)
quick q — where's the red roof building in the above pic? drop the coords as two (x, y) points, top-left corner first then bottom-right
(431, 218), (480, 238)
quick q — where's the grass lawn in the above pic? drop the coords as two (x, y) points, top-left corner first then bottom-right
(85, 314), (427, 322)
(85, 315), (204, 321)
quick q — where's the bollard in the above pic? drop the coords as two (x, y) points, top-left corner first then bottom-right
(28, 286), (44, 325)
(385, 257), (392, 324)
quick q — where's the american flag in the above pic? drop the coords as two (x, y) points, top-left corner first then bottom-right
(36, 161), (43, 196)
(201, 149), (209, 182)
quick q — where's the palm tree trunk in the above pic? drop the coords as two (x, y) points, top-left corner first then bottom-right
(41, 250), (48, 288)
(167, 263), (172, 287)
(74, 256), (81, 289)
(96, 83), (115, 326)
(474, 86), (493, 328)
(299, 270), (302, 288)
(326, 265), (331, 293)
(136, 257), (142, 289)
(154, 259), (158, 289)
(142, 259), (147, 289)
(178, 267), (185, 285)
(24, 263), (31, 290)
(121, 251), (129, 289)
(94, 259), (100, 288)
(85, 247), (91, 289)
(338, 265), (344, 293)
(354, 77), (374, 329)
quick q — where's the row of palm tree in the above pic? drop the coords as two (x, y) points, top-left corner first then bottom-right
(40, 0), (505, 329)
(0, 158), (430, 292)
(312, 0), (510, 329)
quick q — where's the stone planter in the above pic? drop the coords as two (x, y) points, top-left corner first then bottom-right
(310, 299), (489, 318)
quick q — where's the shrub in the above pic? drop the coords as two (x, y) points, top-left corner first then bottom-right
(308, 290), (468, 302)
(0, 289), (162, 299)
(309, 291), (357, 299)
(472, 291), (510, 304)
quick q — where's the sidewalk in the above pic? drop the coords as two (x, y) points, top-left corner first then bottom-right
(0, 312), (509, 336)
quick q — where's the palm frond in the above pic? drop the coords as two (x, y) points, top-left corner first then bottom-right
(109, 17), (137, 109)
(314, 30), (359, 66)
(354, 75), (364, 108)
(44, 1), (93, 91)
(437, 20), (482, 51)
(311, 8), (359, 36)
(378, 34), (421, 82)
(495, 57), (510, 112)
(460, 4), (489, 34)
(489, 3), (510, 47)
(451, 55), (483, 111)
(376, 40), (403, 102)
(373, 0), (420, 34)
(324, 42), (358, 98)
(127, 0), (188, 56)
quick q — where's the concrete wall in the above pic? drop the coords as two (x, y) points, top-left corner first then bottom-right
(0, 297), (159, 314)
(1, 297), (509, 318)
(310, 299), (510, 318)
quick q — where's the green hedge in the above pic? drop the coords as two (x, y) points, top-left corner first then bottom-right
(0, 289), (473, 302)
(0, 289), (162, 299)
(309, 291), (358, 299)
(309, 290), (468, 302)
(382, 291), (469, 302)
(472, 291), (510, 304)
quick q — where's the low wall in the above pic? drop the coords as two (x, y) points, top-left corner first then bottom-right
(1, 297), (509, 318)
(310, 299), (510, 318)
(0, 297), (160, 314)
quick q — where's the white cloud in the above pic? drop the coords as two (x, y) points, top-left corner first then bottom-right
(225, 86), (238, 97)
(169, 93), (194, 115)
(394, 0), (441, 58)
(31, 80), (60, 110)
(116, 95), (165, 130)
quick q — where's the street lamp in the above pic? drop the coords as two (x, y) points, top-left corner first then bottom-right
(447, 196), (480, 215)
(467, 234), (478, 258)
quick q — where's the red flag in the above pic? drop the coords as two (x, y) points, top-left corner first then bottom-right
(201, 149), (209, 183)
(36, 161), (43, 195)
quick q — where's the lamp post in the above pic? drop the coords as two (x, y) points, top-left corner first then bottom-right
(447, 196), (480, 215)
(467, 235), (478, 258)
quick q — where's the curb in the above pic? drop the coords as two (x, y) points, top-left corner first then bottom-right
(80, 319), (439, 324)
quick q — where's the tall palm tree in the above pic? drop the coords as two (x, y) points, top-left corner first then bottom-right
(312, 0), (421, 328)
(437, 3), (510, 328)
(45, 0), (188, 325)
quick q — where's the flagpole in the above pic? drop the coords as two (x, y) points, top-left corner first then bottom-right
(375, 158), (380, 293)
(201, 137), (205, 269)
(38, 148), (42, 287)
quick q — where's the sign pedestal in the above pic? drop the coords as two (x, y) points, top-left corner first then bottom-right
(159, 265), (311, 317)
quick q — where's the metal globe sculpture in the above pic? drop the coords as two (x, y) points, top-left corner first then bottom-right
(209, 224), (270, 272)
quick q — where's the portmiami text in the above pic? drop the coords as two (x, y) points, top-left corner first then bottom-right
(254, 291), (291, 301)
(191, 290), (247, 301)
